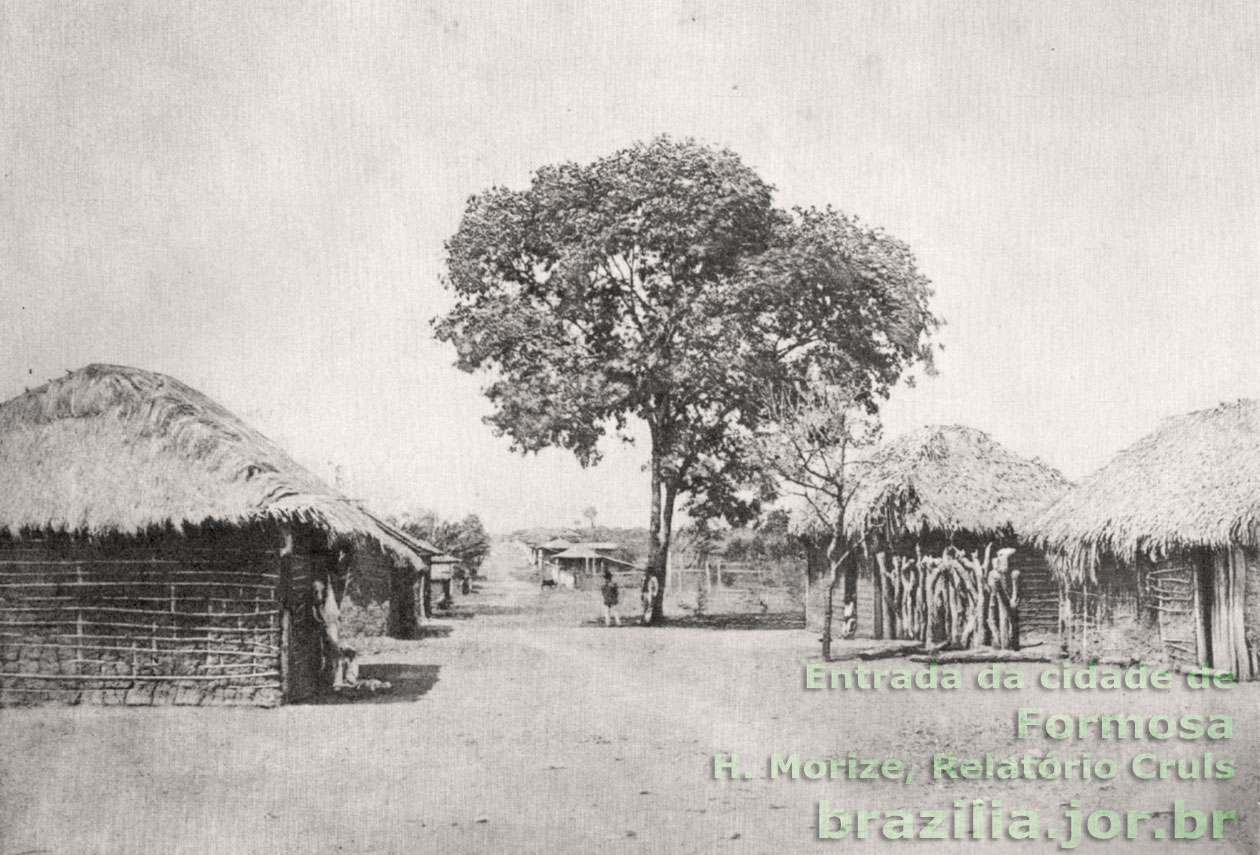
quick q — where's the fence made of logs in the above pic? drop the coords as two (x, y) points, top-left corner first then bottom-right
(873, 544), (1023, 650)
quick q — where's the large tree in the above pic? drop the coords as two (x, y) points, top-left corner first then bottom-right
(435, 136), (937, 622)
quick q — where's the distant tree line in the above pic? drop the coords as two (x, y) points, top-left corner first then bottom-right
(395, 510), (490, 576)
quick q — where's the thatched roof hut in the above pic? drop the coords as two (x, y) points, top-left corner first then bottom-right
(842, 425), (1070, 543)
(780, 426), (1070, 645)
(1035, 399), (1260, 580)
(1033, 400), (1260, 678)
(787, 425), (1069, 644)
(0, 364), (431, 706)
(0, 364), (422, 563)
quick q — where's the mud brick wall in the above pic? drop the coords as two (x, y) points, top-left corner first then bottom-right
(340, 596), (391, 639)
(0, 532), (284, 707)
(1063, 559), (1166, 669)
(344, 541), (407, 639)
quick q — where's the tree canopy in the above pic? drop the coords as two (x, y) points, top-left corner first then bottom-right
(435, 136), (939, 621)
(395, 510), (490, 574)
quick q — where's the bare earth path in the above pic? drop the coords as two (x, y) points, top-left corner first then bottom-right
(2, 542), (1257, 854)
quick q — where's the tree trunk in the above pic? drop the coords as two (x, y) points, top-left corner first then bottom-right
(869, 548), (884, 640)
(1007, 568), (1022, 651)
(841, 550), (859, 639)
(642, 440), (665, 625)
(642, 430), (679, 625)
(820, 535), (850, 661)
(650, 483), (677, 623)
(821, 566), (839, 661)
(874, 550), (894, 639)
(803, 557), (811, 628)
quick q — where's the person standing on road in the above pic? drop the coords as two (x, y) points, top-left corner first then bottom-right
(600, 569), (620, 626)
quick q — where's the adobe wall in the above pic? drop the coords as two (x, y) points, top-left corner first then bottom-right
(0, 529), (285, 707)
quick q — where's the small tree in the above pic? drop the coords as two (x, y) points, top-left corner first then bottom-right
(755, 377), (880, 660)
(582, 506), (598, 530)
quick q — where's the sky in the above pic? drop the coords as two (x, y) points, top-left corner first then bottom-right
(2, 1), (1258, 533)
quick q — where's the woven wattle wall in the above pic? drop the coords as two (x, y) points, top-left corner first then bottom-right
(0, 534), (285, 706)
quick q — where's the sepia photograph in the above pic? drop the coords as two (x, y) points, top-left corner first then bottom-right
(1, 2), (1257, 853)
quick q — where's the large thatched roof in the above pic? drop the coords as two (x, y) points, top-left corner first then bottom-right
(841, 425), (1070, 542)
(1034, 399), (1260, 579)
(0, 364), (427, 566)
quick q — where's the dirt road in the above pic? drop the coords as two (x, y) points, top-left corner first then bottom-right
(2, 543), (1256, 854)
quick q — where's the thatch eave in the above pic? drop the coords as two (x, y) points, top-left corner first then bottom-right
(0, 364), (429, 571)
(834, 425), (1069, 546)
(1032, 399), (1260, 584)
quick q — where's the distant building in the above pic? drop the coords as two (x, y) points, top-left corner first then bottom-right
(532, 537), (575, 568)
(548, 545), (638, 588)
(426, 553), (462, 613)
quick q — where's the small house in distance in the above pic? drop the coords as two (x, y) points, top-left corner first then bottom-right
(424, 553), (462, 614)
(546, 544), (637, 589)
(0, 364), (431, 706)
(840, 425), (1070, 646)
(1035, 400), (1260, 680)
(532, 538), (575, 569)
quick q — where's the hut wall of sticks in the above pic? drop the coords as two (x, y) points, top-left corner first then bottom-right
(840, 425), (1070, 650)
(0, 364), (431, 706)
(0, 524), (290, 706)
(1054, 554), (1195, 672)
(1035, 400), (1260, 679)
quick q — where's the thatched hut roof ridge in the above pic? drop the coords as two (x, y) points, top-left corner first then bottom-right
(0, 364), (427, 567)
(842, 424), (1070, 542)
(1033, 398), (1260, 578)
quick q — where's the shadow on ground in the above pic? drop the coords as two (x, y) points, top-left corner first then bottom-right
(304, 664), (442, 705)
(428, 609), (476, 620)
(464, 604), (528, 616)
(580, 612), (806, 631)
(415, 624), (455, 639)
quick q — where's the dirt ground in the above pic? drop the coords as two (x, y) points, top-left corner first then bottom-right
(2, 541), (1257, 854)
